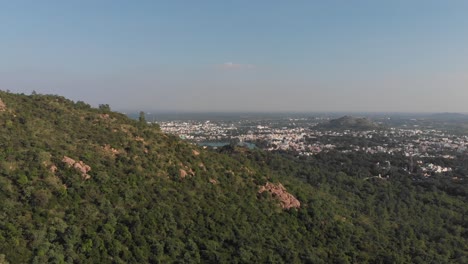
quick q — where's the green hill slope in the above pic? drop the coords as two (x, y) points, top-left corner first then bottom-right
(0, 91), (466, 263)
(0, 92), (327, 263)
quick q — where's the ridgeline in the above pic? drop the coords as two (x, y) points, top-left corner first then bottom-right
(0, 91), (466, 263)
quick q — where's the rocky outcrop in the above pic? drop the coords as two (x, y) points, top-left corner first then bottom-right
(49, 165), (58, 173)
(0, 98), (6, 111)
(62, 156), (75, 167)
(73, 162), (92, 180)
(135, 136), (145, 143)
(192, 150), (200, 156)
(209, 178), (218, 185)
(62, 156), (91, 180)
(102, 144), (120, 156)
(179, 169), (188, 178)
(179, 166), (195, 179)
(258, 182), (301, 209)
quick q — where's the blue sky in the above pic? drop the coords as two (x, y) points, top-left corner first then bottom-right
(1, 1), (468, 112)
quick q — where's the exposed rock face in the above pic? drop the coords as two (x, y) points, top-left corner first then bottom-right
(188, 168), (195, 176)
(192, 150), (200, 156)
(49, 165), (58, 173)
(62, 156), (75, 167)
(179, 167), (195, 178)
(259, 182), (301, 209)
(102, 144), (120, 156)
(73, 162), (91, 179)
(62, 156), (91, 180)
(135, 136), (145, 143)
(0, 98), (6, 111)
(209, 178), (218, 185)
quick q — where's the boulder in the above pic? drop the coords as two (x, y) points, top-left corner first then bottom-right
(259, 182), (301, 209)
(209, 178), (218, 185)
(49, 165), (58, 173)
(62, 156), (76, 167)
(102, 144), (120, 156)
(62, 156), (92, 180)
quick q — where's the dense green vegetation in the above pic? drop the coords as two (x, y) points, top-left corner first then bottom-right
(0, 91), (466, 263)
(316, 116), (381, 131)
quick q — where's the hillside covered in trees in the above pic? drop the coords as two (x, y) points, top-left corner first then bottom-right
(316, 116), (381, 131)
(0, 91), (466, 263)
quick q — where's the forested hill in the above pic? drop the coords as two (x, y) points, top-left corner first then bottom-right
(317, 116), (381, 131)
(0, 91), (466, 263)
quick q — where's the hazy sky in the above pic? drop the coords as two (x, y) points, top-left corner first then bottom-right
(1, 1), (468, 112)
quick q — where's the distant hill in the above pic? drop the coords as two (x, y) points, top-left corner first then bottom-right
(427, 112), (468, 121)
(316, 115), (381, 130)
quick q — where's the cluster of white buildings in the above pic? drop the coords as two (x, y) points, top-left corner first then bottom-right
(159, 119), (468, 175)
(160, 120), (237, 141)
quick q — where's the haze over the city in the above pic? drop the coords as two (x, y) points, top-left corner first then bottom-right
(1, 1), (468, 113)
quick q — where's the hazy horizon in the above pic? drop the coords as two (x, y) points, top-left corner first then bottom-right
(122, 110), (468, 115)
(2, 1), (468, 112)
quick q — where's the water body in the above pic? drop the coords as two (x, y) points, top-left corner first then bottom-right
(197, 142), (256, 149)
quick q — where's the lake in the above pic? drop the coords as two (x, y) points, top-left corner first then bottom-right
(197, 142), (256, 149)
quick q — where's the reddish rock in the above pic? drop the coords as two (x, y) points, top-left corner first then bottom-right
(179, 169), (188, 178)
(188, 168), (195, 176)
(73, 161), (91, 175)
(209, 178), (218, 185)
(102, 144), (120, 156)
(259, 182), (301, 209)
(192, 150), (200, 156)
(62, 156), (76, 167)
(62, 156), (92, 180)
(49, 165), (58, 173)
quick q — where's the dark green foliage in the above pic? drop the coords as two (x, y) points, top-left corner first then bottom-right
(316, 115), (381, 131)
(0, 91), (466, 263)
(138, 111), (146, 125)
(224, 148), (468, 263)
